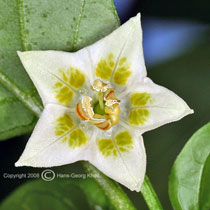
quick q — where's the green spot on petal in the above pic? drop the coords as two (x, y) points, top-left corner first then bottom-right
(68, 128), (89, 148)
(53, 67), (85, 105)
(98, 138), (117, 157)
(129, 108), (149, 125)
(113, 67), (131, 85)
(53, 83), (74, 105)
(69, 67), (86, 88)
(55, 114), (74, 136)
(130, 92), (151, 106)
(119, 57), (127, 66)
(115, 131), (133, 152)
(55, 114), (88, 148)
(113, 57), (131, 85)
(96, 53), (114, 80)
(98, 131), (134, 157)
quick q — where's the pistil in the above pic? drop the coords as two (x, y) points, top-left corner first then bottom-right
(98, 92), (104, 110)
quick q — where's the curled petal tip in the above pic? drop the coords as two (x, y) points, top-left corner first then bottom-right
(17, 51), (22, 56)
(130, 13), (141, 25)
(15, 158), (30, 167)
(15, 161), (23, 167)
(190, 109), (194, 114)
(131, 184), (141, 193)
(136, 12), (141, 18)
(184, 107), (194, 116)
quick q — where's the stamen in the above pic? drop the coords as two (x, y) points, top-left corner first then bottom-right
(76, 79), (120, 131)
(82, 96), (94, 119)
(76, 103), (89, 121)
(96, 120), (112, 130)
(92, 79), (110, 92)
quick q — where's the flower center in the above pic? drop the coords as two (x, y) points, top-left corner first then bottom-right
(75, 79), (120, 130)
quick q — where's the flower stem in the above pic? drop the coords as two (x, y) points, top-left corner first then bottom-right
(141, 175), (163, 210)
(81, 161), (136, 210)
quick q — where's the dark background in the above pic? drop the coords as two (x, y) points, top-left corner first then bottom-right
(1, 0), (210, 209)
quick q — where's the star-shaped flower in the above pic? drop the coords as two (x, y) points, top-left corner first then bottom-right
(15, 13), (193, 192)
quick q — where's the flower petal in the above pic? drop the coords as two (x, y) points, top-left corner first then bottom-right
(86, 13), (146, 93)
(121, 77), (194, 133)
(17, 50), (93, 107)
(15, 104), (96, 167)
(87, 124), (146, 192)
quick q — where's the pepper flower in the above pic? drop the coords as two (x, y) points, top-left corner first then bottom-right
(15, 13), (193, 192)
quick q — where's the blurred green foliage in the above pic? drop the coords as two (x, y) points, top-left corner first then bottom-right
(169, 122), (210, 210)
(0, 178), (114, 210)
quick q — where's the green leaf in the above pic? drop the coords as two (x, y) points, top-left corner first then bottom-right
(0, 178), (114, 210)
(0, 0), (39, 140)
(0, 0), (119, 140)
(0, 83), (36, 140)
(169, 122), (210, 210)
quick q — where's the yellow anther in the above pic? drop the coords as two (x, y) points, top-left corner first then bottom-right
(82, 96), (94, 119)
(104, 88), (120, 107)
(76, 103), (90, 121)
(93, 114), (109, 120)
(105, 88), (117, 100)
(96, 120), (112, 131)
(105, 104), (120, 126)
(110, 113), (120, 126)
(92, 79), (110, 92)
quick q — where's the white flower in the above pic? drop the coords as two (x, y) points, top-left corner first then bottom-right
(15, 13), (193, 192)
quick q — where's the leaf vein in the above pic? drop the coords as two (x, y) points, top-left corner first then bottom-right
(0, 116), (36, 136)
(16, 0), (28, 50)
(72, 0), (86, 50)
(0, 71), (43, 116)
(0, 97), (18, 106)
